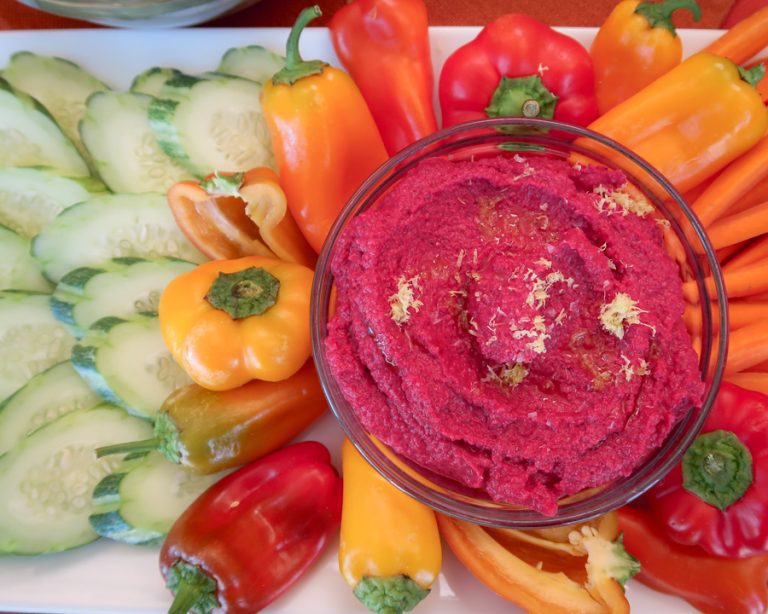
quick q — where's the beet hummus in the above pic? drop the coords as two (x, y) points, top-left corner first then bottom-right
(325, 154), (702, 515)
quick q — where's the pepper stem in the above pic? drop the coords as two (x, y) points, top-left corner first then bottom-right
(205, 267), (280, 320)
(635, 0), (701, 35)
(166, 561), (219, 614)
(95, 437), (160, 458)
(485, 75), (558, 120)
(682, 429), (753, 511)
(738, 63), (766, 88)
(353, 575), (430, 614)
(168, 578), (200, 614)
(271, 6), (327, 85)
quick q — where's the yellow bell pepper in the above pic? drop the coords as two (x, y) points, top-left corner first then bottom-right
(339, 437), (442, 614)
(158, 256), (313, 390)
(437, 512), (638, 614)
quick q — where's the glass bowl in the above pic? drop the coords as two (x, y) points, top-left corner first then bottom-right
(311, 117), (727, 528)
(15, 0), (260, 28)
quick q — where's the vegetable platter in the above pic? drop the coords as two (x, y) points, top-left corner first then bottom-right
(0, 24), (729, 614)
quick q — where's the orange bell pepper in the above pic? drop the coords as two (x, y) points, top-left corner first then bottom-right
(437, 513), (638, 614)
(158, 256), (313, 390)
(590, 0), (701, 114)
(339, 437), (441, 614)
(587, 52), (768, 194)
(261, 6), (389, 254)
(167, 168), (316, 267)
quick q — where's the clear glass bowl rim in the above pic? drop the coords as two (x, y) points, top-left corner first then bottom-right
(310, 116), (728, 528)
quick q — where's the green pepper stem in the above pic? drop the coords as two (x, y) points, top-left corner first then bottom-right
(205, 267), (281, 320)
(168, 578), (200, 614)
(166, 561), (220, 614)
(682, 429), (753, 511)
(635, 0), (701, 35)
(95, 437), (160, 458)
(485, 75), (558, 120)
(353, 575), (430, 614)
(738, 63), (766, 88)
(272, 6), (327, 85)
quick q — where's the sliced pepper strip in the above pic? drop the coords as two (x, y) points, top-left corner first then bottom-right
(167, 168), (315, 267)
(437, 513), (636, 614)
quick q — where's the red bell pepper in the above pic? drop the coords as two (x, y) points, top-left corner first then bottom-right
(438, 14), (599, 128)
(160, 441), (342, 614)
(647, 382), (768, 558)
(619, 506), (768, 614)
(329, 0), (438, 155)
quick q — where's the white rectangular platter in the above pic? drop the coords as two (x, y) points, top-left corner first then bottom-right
(0, 25), (721, 614)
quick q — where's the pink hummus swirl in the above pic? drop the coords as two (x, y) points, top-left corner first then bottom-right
(325, 154), (703, 515)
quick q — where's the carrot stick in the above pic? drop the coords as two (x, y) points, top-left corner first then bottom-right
(705, 6), (768, 64)
(726, 372), (768, 395)
(729, 301), (768, 329)
(692, 135), (768, 227)
(724, 236), (768, 271)
(720, 172), (768, 217)
(726, 319), (768, 374)
(708, 200), (768, 249)
(684, 258), (768, 301)
(716, 241), (747, 266)
(748, 359), (768, 373)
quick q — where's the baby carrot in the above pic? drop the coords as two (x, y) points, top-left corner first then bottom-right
(691, 134), (768, 227)
(705, 5), (768, 64)
(726, 320), (768, 374)
(724, 237), (768, 271)
(730, 301), (768, 329)
(684, 257), (768, 300)
(707, 200), (768, 249)
(716, 241), (748, 265)
(726, 372), (768, 395)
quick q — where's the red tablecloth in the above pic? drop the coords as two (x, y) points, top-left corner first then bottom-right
(1, 0), (765, 30)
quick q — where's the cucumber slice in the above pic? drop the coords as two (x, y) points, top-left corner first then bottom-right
(0, 224), (52, 292)
(71, 315), (192, 420)
(0, 291), (75, 402)
(149, 73), (275, 177)
(90, 451), (223, 545)
(0, 404), (153, 554)
(0, 166), (104, 238)
(0, 77), (90, 177)
(51, 257), (196, 338)
(80, 91), (192, 193)
(0, 361), (103, 456)
(32, 192), (207, 283)
(130, 66), (182, 97)
(1, 51), (110, 158)
(217, 45), (285, 82)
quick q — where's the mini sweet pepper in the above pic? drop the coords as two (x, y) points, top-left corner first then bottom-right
(159, 256), (313, 390)
(591, 0), (701, 113)
(648, 381), (768, 558)
(160, 441), (342, 614)
(261, 6), (389, 254)
(96, 360), (327, 474)
(439, 13), (599, 127)
(339, 437), (442, 614)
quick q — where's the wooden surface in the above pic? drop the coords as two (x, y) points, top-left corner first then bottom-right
(1, 0), (760, 30)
